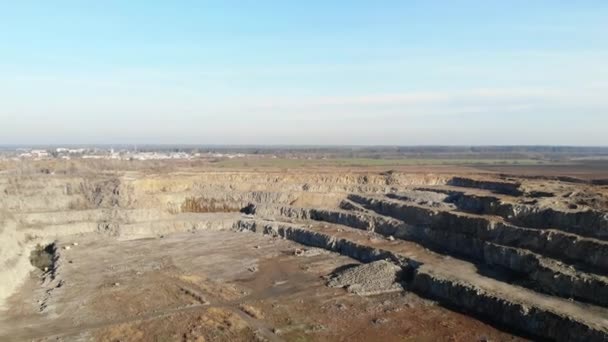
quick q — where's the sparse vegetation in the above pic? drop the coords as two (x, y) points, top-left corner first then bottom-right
(211, 157), (553, 169)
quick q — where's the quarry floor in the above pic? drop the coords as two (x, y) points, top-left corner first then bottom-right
(0, 230), (522, 342)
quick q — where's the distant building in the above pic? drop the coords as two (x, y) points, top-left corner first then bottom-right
(31, 150), (50, 158)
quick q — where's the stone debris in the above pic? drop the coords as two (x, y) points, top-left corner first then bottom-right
(239, 304), (264, 319)
(327, 260), (404, 296)
(336, 303), (347, 310)
(294, 248), (329, 257)
(372, 317), (389, 325)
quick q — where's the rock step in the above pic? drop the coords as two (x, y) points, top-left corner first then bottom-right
(116, 213), (242, 239)
(338, 198), (370, 213)
(417, 185), (608, 241)
(416, 184), (513, 197)
(16, 213), (242, 241)
(349, 194), (608, 273)
(236, 219), (608, 341)
(268, 204), (608, 307)
(13, 208), (173, 227)
(447, 177), (523, 196)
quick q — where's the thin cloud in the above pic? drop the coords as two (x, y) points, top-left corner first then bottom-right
(241, 86), (605, 109)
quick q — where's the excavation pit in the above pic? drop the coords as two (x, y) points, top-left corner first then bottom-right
(1, 166), (607, 341)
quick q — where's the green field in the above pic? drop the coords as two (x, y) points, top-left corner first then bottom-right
(211, 157), (555, 168)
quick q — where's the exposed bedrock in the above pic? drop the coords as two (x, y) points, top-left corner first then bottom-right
(344, 195), (608, 305)
(348, 194), (608, 273)
(237, 220), (408, 265)
(0, 172), (446, 303)
(236, 219), (608, 342)
(256, 202), (608, 307)
(409, 270), (608, 342)
(445, 191), (608, 241)
(0, 219), (35, 309)
(1, 170), (608, 341)
(448, 177), (523, 196)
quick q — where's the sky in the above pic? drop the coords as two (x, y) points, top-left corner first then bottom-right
(1, 1), (607, 146)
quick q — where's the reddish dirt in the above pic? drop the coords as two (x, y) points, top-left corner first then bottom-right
(0, 231), (524, 341)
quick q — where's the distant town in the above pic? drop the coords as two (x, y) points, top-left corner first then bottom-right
(1, 145), (608, 163)
(0, 147), (250, 161)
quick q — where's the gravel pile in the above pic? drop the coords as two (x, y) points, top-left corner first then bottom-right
(327, 260), (404, 296)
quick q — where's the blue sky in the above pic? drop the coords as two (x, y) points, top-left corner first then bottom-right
(1, 1), (607, 145)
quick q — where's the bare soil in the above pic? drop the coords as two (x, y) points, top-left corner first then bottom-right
(0, 230), (521, 342)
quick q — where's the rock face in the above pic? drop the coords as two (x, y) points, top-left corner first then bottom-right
(1, 167), (608, 341)
(236, 219), (608, 342)
(448, 177), (523, 196)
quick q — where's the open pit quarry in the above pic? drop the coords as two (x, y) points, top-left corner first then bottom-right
(1, 165), (608, 341)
